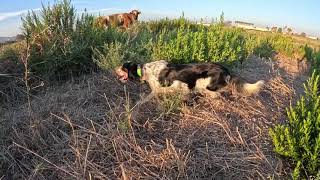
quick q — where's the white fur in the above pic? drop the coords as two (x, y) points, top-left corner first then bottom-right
(195, 77), (212, 90)
(243, 80), (264, 95)
(142, 61), (219, 98)
(194, 77), (220, 98)
(142, 60), (169, 92)
(141, 60), (262, 99)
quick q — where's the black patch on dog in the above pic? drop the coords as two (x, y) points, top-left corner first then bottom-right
(121, 61), (238, 92)
(158, 63), (231, 90)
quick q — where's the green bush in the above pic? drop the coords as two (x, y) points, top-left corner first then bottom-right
(92, 27), (154, 70)
(270, 34), (295, 57)
(146, 16), (198, 34)
(152, 23), (247, 64)
(269, 72), (320, 179)
(22, 0), (125, 79)
(93, 41), (127, 69)
(314, 50), (320, 71)
(253, 40), (274, 58)
(0, 42), (25, 63)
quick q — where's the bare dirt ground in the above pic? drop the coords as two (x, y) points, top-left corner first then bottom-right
(0, 57), (309, 179)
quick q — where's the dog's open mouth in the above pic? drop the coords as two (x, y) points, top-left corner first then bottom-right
(115, 67), (129, 83)
(119, 75), (128, 83)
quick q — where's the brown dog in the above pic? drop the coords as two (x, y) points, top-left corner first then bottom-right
(103, 10), (141, 29)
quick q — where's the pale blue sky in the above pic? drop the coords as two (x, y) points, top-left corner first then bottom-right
(0, 0), (319, 37)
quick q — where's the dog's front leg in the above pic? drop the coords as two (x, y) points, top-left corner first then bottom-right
(138, 92), (155, 105)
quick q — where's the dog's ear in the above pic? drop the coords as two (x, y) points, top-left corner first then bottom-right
(122, 61), (132, 71)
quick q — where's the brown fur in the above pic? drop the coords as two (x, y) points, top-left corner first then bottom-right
(102, 10), (141, 29)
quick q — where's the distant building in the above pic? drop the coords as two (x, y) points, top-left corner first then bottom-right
(224, 21), (233, 26)
(234, 21), (254, 29)
(196, 22), (210, 26)
(307, 36), (319, 40)
(254, 26), (270, 32)
(233, 21), (270, 32)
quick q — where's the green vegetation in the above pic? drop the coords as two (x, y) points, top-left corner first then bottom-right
(270, 72), (320, 179)
(21, 0), (129, 79)
(1, 1), (320, 178)
(0, 41), (25, 63)
(0, 0), (317, 80)
(152, 25), (247, 64)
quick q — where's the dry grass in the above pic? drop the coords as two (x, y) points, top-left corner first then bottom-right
(0, 57), (309, 179)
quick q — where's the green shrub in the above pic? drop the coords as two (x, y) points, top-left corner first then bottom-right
(303, 44), (314, 62)
(270, 34), (295, 57)
(152, 24), (247, 64)
(314, 50), (320, 71)
(269, 72), (320, 179)
(93, 41), (127, 69)
(0, 42), (25, 63)
(207, 26), (247, 63)
(22, 0), (125, 79)
(253, 40), (274, 58)
(92, 27), (154, 70)
(146, 16), (198, 34)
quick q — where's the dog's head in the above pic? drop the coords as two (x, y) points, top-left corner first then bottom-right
(130, 10), (141, 18)
(115, 62), (144, 83)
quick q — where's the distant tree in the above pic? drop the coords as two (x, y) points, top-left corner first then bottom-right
(219, 11), (225, 25)
(277, 28), (283, 33)
(266, 26), (270, 31)
(271, 27), (277, 32)
(200, 17), (204, 23)
(300, 32), (307, 37)
(15, 34), (25, 41)
(287, 28), (292, 34)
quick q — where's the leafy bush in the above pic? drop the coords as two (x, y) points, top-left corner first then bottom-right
(22, 0), (124, 79)
(270, 34), (295, 57)
(152, 23), (247, 64)
(92, 27), (154, 70)
(269, 72), (320, 179)
(300, 45), (320, 72)
(146, 16), (198, 34)
(253, 40), (274, 58)
(314, 50), (320, 71)
(0, 42), (26, 63)
(244, 32), (299, 59)
(93, 42), (127, 69)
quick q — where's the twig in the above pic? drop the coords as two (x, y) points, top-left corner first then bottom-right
(13, 142), (77, 178)
(83, 134), (92, 177)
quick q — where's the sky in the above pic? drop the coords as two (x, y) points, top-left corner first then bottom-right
(0, 0), (319, 37)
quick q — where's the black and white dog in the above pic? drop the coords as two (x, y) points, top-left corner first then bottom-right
(115, 60), (264, 98)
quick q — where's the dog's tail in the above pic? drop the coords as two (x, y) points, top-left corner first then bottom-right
(227, 75), (264, 95)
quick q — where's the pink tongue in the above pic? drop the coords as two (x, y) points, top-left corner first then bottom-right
(120, 76), (128, 81)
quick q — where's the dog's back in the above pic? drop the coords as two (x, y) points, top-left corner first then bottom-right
(158, 63), (229, 89)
